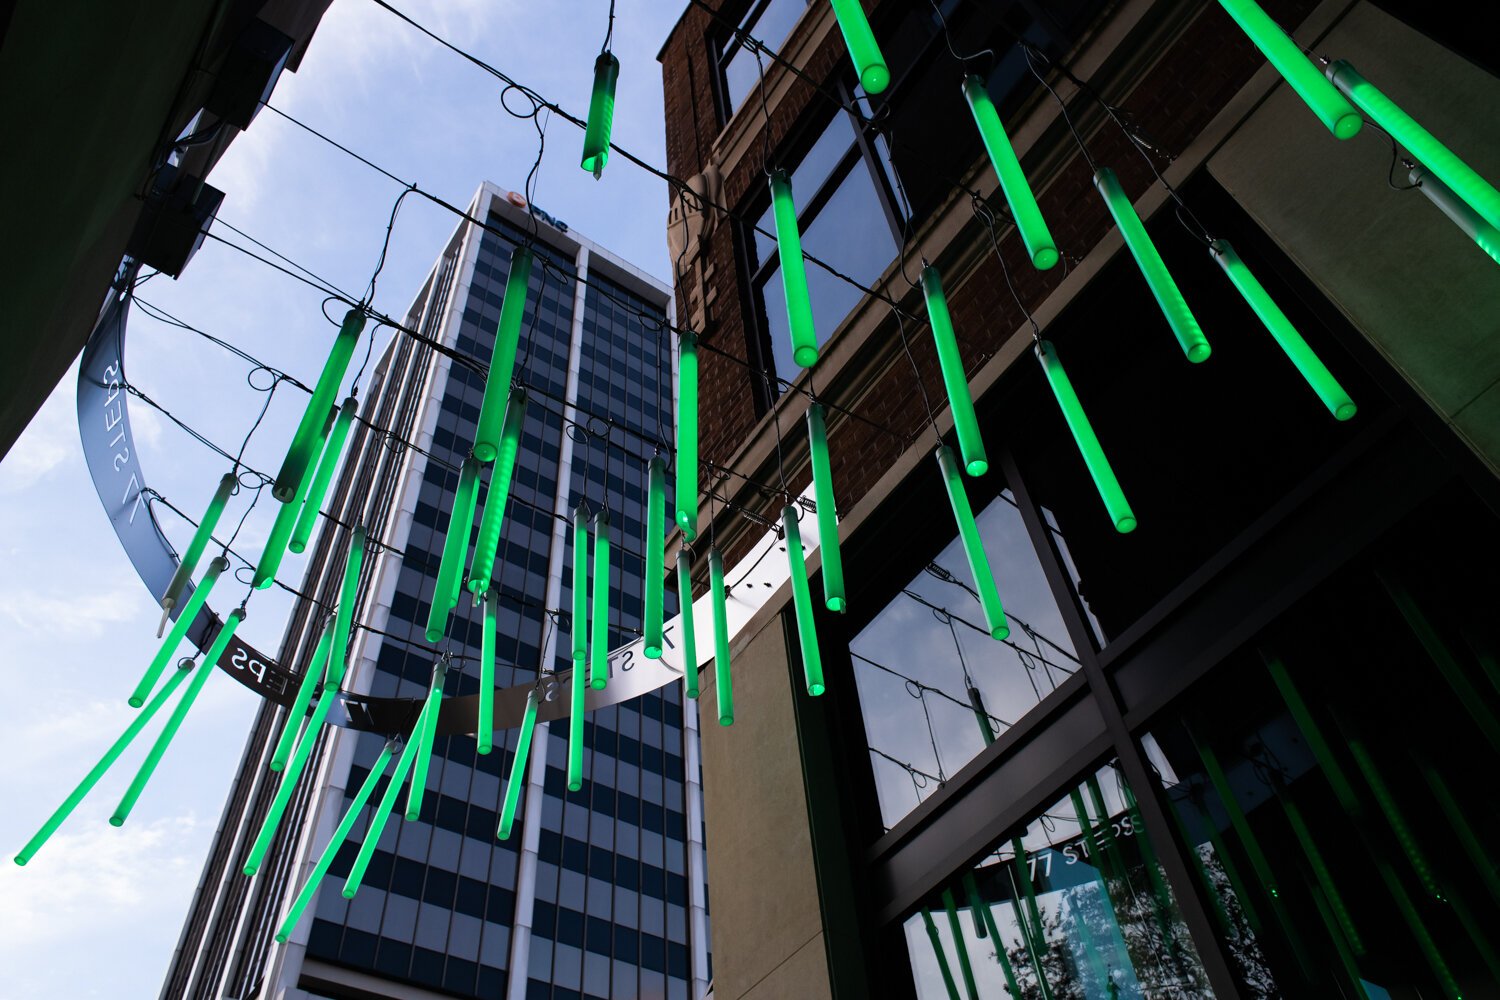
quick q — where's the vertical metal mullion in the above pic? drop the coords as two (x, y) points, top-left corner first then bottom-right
(998, 448), (1243, 998)
(838, 78), (906, 244)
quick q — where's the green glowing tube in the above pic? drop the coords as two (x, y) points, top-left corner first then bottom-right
(1411, 165), (1500, 265)
(473, 249), (534, 463)
(275, 308), (364, 501)
(962, 76), (1057, 270)
(1346, 738), (1440, 899)
(920, 908), (961, 1000)
(270, 615), (334, 772)
(1035, 340), (1137, 532)
(243, 676), (338, 875)
(1197, 741), (1280, 900)
(131, 555), (228, 707)
(161, 472), (235, 613)
(581, 52), (620, 177)
(328, 526), (366, 689)
(968, 686), (996, 746)
(1093, 168), (1211, 363)
(920, 265), (988, 477)
(572, 506), (590, 661)
(942, 887), (980, 1000)
(479, 591), (496, 756)
(675, 332), (699, 540)
(256, 411), (333, 589)
(1375, 860), (1461, 999)
(1423, 765), (1500, 905)
(1262, 651), (1360, 811)
(343, 706), (429, 898)
(782, 506), (825, 697)
(965, 874), (1022, 997)
(935, 447), (1008, 640)
(1211, 240), (1355, 420)
(677, 550), (699, 699)
(1329, 60), (1500, 229)
(467, 390), (529, 594)
(1281, 795), (1363, 955)
(274, 741), (394, 942)
(805, 404), (845, 612)
(427, 457), (479, 643)
(569, 656), (586, 793)
(1215, 0), (1361, 139)
(498, 689), (540, 839)
(710, 548), (732, 726)
(498, 688), (539, 839)
(590, 511), (611, 691)
(1009, 839), (1054, 1000)
(15, 659), (193, 864)
(113, 609), (243, 827)
(644, 457), (667, 659)
(770, 170), (819, 368)
(828, 0), (889, 94)
(405, 660), (447, 821)
(1309, 883), (1373, 1000)
(290, 396), (357, 554)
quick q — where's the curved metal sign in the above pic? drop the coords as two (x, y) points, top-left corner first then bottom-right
(78, 284), (819, 737)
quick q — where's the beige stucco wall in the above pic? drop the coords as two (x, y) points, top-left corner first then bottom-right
(1208, 2), (1500, 474)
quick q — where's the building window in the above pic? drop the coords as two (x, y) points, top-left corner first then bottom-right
(900, 761), (1214, 997)
(715, 0), (812, 120)
(736, 0), (1103, 399)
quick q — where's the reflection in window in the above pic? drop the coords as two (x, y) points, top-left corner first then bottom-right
(717, 0), (810, 117)
(903, 762), (1212, 997)
(1142, 487), (1500, 998)
(852, 489), (1079, 830)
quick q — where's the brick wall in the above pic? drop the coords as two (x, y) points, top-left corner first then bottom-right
(659, 0), (1316, 568)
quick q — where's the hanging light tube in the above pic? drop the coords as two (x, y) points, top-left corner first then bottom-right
(1210, 240), (1356, 420)
(675, 332), (699, 540)
(572, 506), (590, 662)
(935, 447), (1008, 640)
(962, 76), (1058, 270)
(274, 741), (395, 943)
(941, 888), (980, 1000)
(467, 390), (530, 594)
(256, 409), (334, 589)
(828, 0), (890, 94)
(677, 550), (699, 699)
(1093, 168), (1211, 363)
(426, 458), (479, 643)
(290, 396), (358, 554)
(160, 472), (235, 618)
(568, 655), (586, 793)
(710, 548), (733, 726)
(920, 265), (988, 476)
(581, 52), (620, 178)
(327, 526), (366, 689)
(805, 404), (845, 612)
(15, 658), (194, 864)
(130, 556), (229, 707)
(1375, 861), (1462, 1000)
(1035, 340), (1138, 533)
(1214, 0), (1361, 139)
(1280, 795), (1364, 955)
(1410, 165), (1500, 265)
(590, 511), (611, 690)
(498, 688), (539, 839)
(781, 506), (825, 697)
(404, 660), (448, 821)
(770, 169), (819, 368)
(479, 591), (497, 756)
(1346, 738), (1440, 899)
(473, 248), (535, 462)
(270, 615), (334, 772)
(1327, 60), (1500, 229)
(643, 456), (667, 658)
(343, 703), (431, 898)
(1197, 740), (1283, 901)
(112, 608), (244, 827)
(274, 308), (364, 501)
(964, 874), (1023, 996)
(919, 908), (961, 1000)
(243, 676), (340, 875)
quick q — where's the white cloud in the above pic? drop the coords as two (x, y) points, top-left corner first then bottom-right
(0, 378), (77, 495)
(0, 583), (146, 641)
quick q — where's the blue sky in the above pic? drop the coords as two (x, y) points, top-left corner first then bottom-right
(0, 2), (681, 995)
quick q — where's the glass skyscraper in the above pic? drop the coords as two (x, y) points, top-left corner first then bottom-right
(162, 183), (709, 1000)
